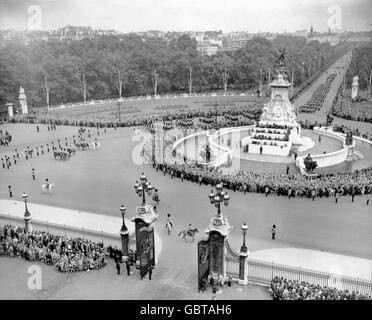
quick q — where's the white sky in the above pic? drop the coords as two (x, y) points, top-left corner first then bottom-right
(0, 0), (371, 32)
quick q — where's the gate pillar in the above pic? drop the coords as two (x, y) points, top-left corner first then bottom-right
(205, 213), (232, 281)
(238, 250), (249, 285)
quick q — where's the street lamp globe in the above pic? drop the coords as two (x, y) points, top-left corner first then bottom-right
(136, 184), (143, 196)
(241, 222), (248, 236)
(134, 181), (139, 191)
(140, 172), (146, 183)
(120, 204), (126, 216)
(209, 190), (215, 204)
(147, 183), (153, 194)
(214, 195), (220, 207)
(223, 193), (230, 206)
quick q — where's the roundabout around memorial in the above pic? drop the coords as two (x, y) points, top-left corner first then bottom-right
(1, 120), (371, 277)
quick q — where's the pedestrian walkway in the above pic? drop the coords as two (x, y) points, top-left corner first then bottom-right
(0, 257), (271, 300)
(250, 247), (372, 280)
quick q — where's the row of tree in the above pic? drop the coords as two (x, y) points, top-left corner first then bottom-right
(346, 41), (372, 90)
(0, 33), (349, 108)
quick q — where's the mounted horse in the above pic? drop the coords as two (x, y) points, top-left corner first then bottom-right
(41, 183), (54, 193)
(178, 228), (199, 242)
(91, 142), (100, 149)
(75, 142), (89, 150)
(165, 221), (173, 236)
(67, 146), (76, 155)
(25, 149), (34, 158)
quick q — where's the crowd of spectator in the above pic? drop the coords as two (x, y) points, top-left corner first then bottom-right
(0, 225), (106, 273)
(8, 105), (262, 130)
(153, 161), (372, 199)
(331, 89), (372, 124)
(270, 276), (371, 300)
(0, 129), (12, 146)
(332, 124), (372, 141)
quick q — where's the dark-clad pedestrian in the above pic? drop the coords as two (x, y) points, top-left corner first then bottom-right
(2, 157), (5, 169)
(8, 185), (12, 198)
(286, 165), (289, 175)
(126, 261), (131, 276)
(116, 261), (121, 275)
(212, 287), (217, 300)
(272, 225), (276, 240)
(32, 168), (35, 180)
(265, 185), (269, 197)
(148, 265), (153, 280)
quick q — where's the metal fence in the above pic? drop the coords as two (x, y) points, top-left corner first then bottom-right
(226, 256), (372, 296)
(0, 213), (130, 248)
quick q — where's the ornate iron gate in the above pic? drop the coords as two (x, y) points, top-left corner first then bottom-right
(136, 220), (155, 279)
(197, 238), (210, 291)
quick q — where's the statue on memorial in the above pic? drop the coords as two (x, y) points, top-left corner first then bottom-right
(326, 113), (334, 127)
(274, 48), (289, 80)
(205, 143), (211, 163)
(303, 154), (317, 172)
(345, 130), (353, 146)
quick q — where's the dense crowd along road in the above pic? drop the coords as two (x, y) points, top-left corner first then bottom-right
(153, 161), (372, 200)
(0, 225), (106, 273)
(270, 276), (371, 300)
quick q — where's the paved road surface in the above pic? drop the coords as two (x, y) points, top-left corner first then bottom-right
(1, 53), (372, 299)
(1, 123), (371, 262)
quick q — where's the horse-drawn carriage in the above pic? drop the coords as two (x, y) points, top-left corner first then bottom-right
(75, 142), (90, 150)
(53, 150), (71, 160)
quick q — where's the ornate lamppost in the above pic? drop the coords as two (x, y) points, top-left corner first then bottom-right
(208, 183), (230, 214)
(134, 172), (154, 206)
(205, 182), (232, 280)
(238, 222), (249, 285)
(241, 222), (248, 253)
(120, 204), (129, 259)
(22, 192), (32, 233)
